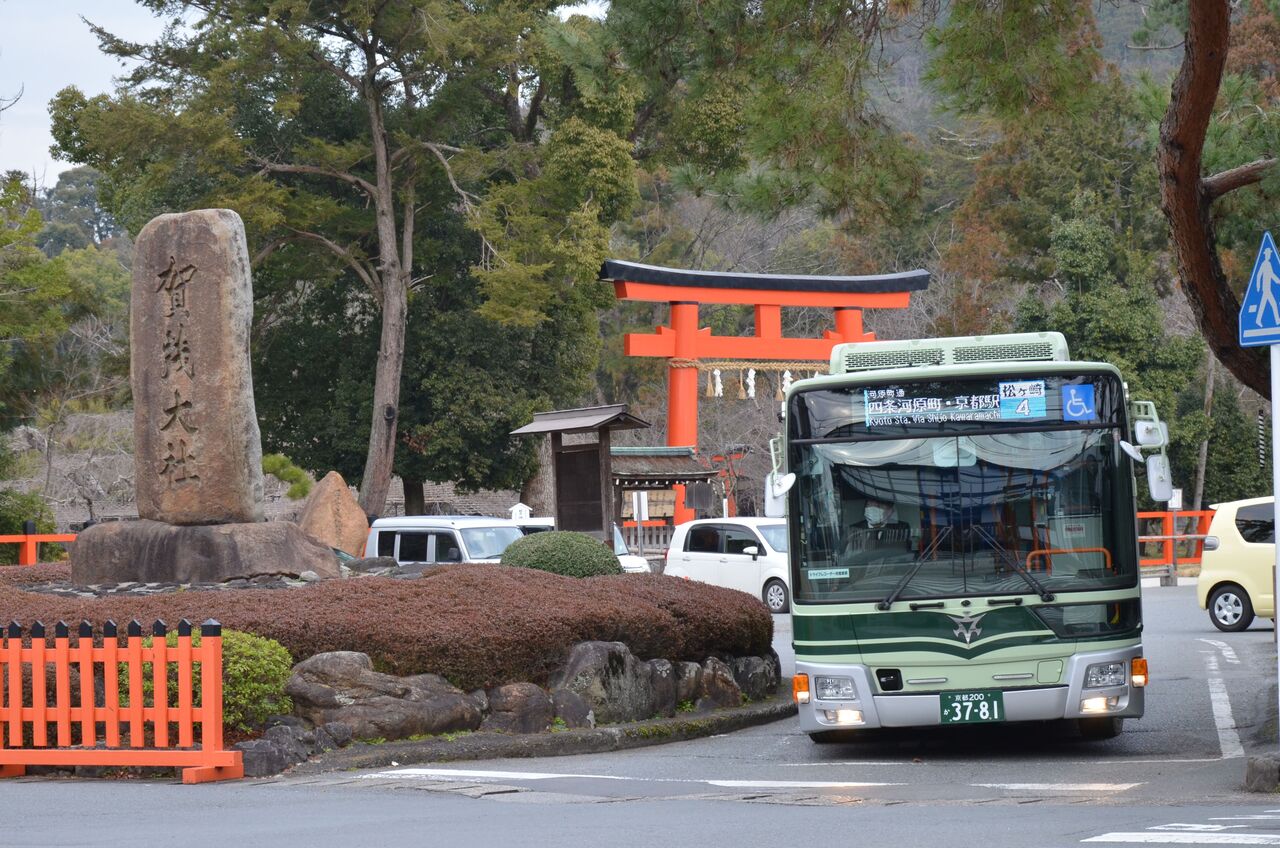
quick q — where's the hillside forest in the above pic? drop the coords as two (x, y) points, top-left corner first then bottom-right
(1, 0), (1278, 532)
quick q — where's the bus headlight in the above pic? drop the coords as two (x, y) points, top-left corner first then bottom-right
(1084, 661), (1126, 688)
(815, 676), (857, 700)
(823, 709), (865, 725)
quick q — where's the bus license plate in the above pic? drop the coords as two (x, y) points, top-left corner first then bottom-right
(939, 690), (1005, 724)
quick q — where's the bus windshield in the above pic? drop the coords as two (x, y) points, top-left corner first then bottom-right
(788, 373), (1138, 605)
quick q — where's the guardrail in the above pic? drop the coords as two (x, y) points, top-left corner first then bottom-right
(0, 618), (243, 784)
(0, 532), (77, 565)
(1137, 510), (1213, 586)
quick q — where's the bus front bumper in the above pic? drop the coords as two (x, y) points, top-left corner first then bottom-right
(795, 646), (1145, 733)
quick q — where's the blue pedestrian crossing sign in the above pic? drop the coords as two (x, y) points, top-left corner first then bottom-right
(1240, 231), (1280, 347)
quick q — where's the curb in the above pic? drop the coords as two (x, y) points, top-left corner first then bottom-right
(1246, 678), (1280, 792)
(288, 691), (798, 776)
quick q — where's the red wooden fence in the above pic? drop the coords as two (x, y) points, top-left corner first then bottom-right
(0, 533), (77, 566)
(1137, 510), (1214, 569)
(0, 618), (243, 784)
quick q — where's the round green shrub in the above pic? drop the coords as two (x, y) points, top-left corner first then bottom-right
(500, 530), (621, 577)
(119, 629), (294, 732)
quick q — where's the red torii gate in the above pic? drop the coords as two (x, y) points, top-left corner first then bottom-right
(600, 260), (930, 523)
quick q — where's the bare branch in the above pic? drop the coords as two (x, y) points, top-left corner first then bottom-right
(1202, 157), (1279, 201)
(1126, 40), (1185, 50)
(252, 157), (377, 198)
(286, 229), (383, 302)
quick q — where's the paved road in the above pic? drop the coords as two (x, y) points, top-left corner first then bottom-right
(4, 582), (1280, 848)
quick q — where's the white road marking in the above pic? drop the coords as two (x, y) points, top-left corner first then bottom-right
(361, 768), (627, 782)
(1204, 653), (1245, 759)
(1151, 826), (1247, 832)
(1198, 638), (1242, 664)
(972, 783), (1141, 792)
(360, 767), (902, 789)
(703, 779), (898, 788)
(1084, 835), (1280, 845)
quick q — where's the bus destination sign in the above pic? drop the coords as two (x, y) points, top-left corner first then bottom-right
(863, 379), (1049, 427)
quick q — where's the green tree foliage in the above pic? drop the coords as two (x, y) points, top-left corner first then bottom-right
(49, 2), (636, 502)
(36, 166), (124, 256)
(261, 453), (312, 500)
(1015, 201), (1204, 495)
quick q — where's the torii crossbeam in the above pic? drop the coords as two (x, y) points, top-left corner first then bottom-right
(600, 260), (930, 523)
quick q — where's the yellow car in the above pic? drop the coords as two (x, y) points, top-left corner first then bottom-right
(1198, 496), (1276, 631)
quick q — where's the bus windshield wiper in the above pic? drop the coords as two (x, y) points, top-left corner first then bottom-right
(971, 526), (1055, 602)
(878, 527), (950, 611)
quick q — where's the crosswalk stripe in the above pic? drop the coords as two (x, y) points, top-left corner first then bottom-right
(1084, 835), (1280, 845)
(973, 782), (1141, 791)
(359, 768), (903, 789)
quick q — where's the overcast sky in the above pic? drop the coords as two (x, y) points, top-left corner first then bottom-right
(0, 1), (170, 183)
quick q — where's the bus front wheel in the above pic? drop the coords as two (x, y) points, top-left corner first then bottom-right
(1078, 716), (1124, 740)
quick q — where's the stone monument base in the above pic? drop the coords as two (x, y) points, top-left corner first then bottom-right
(70, 519), (342, 585)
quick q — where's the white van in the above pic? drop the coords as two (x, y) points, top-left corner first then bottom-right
(664, 517), (791, 612)
(364, 516), (526, 565)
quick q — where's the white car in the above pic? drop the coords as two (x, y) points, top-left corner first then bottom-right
(664, 518), (791, 612)
(364, 516), (526, 565)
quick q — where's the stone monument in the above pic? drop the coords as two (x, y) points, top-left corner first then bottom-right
(71, 210), (339, 584)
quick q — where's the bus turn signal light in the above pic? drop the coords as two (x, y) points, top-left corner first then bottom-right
(1131, 658), (1148, 687)
(793, 673), (811, 704)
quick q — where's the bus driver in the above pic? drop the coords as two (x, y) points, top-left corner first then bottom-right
(842, 498), (913, 557)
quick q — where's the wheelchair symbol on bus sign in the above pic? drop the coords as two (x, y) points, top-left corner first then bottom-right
(1062, 385), (1096, 421)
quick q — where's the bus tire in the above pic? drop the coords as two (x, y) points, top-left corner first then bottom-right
(1078, 716), (1123, 740)
(763, 579), (790, 614)
(809, 730), (858, 744)
(1209, 584), (1254, 632)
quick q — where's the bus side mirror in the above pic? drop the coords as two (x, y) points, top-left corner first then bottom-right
(1146, 453), (1173, 502)
(764, 471), (794, 518)
(1135, 421), (1165, 448)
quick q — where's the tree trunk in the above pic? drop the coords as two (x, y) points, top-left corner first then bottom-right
(357, 78), (408, 515)
(1192, 351), (1217, 511)
(1158, 0), (1273, 397)
(519, 436), (556, 518)
(403, 476), (425, 515)
(358, 277), (406, 515)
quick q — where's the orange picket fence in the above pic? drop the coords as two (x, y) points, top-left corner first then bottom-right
(0, 533), (77, 565)
(1137, 510), (1214, 570)
(0, 618), (243, 784)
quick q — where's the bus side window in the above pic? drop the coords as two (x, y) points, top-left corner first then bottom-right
(377, 531), (395, 558)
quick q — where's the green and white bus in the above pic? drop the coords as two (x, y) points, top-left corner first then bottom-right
(773, 332), (1169, 742)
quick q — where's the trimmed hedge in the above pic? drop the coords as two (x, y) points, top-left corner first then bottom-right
(500, 530), (621, 577)
(0, 564), (773, 692)
(120, 630), (294, 732)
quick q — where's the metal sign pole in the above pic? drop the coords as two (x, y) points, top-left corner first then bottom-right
(1235, 230), (1280, 744)
(1273, 347), (1280, 716)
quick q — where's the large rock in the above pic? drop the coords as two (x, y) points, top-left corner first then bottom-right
(731, 656), (778, 702)
(647, 659), (677, 718)
(131, 209), (264, 525)
(482, 683), (554, 734)
(297, 471), (369, 557)
(552, 689), (594, 729)
(696, 657), (743, 711)
(674, 662), (702, 706)
(286, 651), (482, 741)
(549, 641), (656, 725)
(70, 519), (340, 584)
